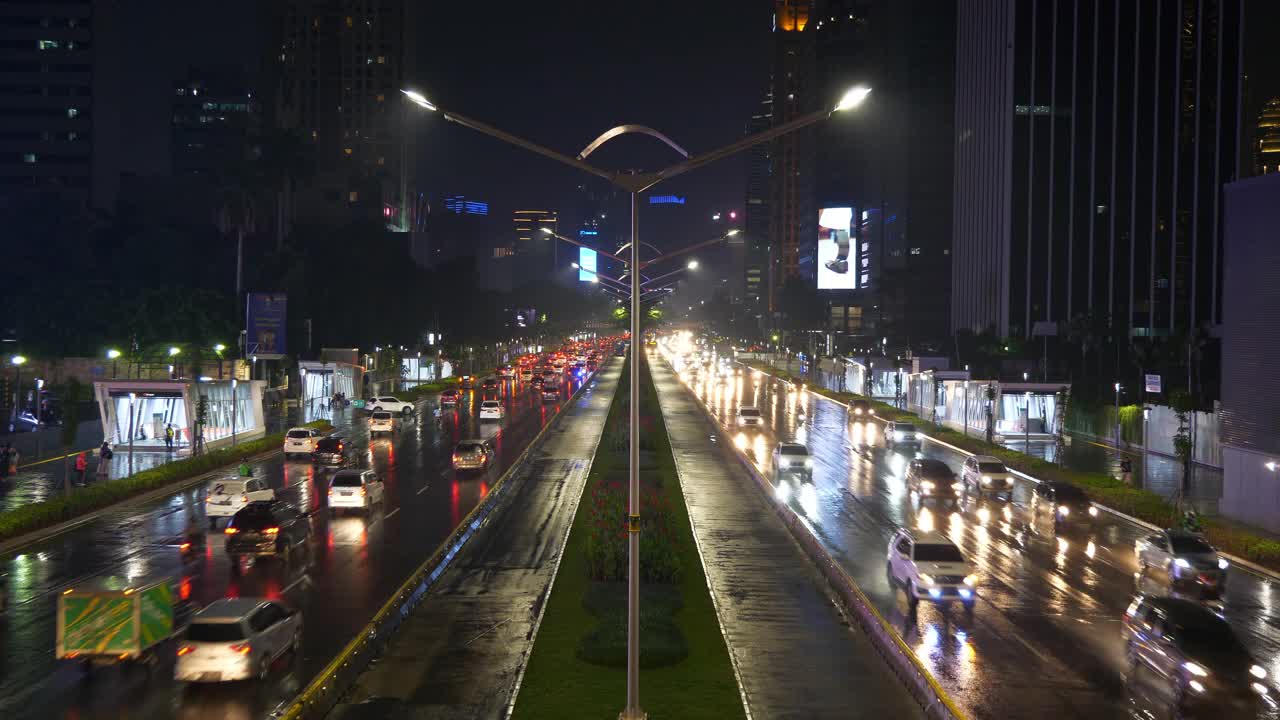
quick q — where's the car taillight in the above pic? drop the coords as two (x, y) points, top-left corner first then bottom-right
(177, 645), (195, 657)
(327, 488), (333, 496)
(224, 527), (238, 534)
(452, 455), (460, 463)
(359, 487), (367, 496)
(241, 494), (248, 503)
(263, 527), (279, 535)
(205, 497), (212, 503)
(230, 643), (252, 655)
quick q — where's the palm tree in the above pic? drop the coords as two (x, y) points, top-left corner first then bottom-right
(256, 129), (315, 251)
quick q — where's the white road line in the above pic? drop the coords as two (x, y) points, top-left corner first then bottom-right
(417, 484), (429, 495)
(386, 507), (400, 519)
(281, 574), (309, 595)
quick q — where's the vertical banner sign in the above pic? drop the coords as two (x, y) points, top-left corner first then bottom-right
(1144, 374), (1162, 393)
(578, 247), (598, 282)
(817, 207), (855, 290)
(246, 293), (287, 357)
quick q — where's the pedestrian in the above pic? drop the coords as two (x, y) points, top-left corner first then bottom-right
(164, 423), (175, 452)
(0, 444), (9, 479)
(74, 451), (88, 486)
(7, 445), (18, 476)
(1119, 457), (1133, 484)
(97, 441), (112, 478)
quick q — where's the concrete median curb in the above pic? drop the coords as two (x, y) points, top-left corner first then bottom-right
(678, 360), (964, 720)
(274, 370), (606, 720)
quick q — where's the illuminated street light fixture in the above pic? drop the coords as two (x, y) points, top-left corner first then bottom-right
(402, 82), (871, 720)
(687, 260), (699, 270)
(168, 346), (181, 357)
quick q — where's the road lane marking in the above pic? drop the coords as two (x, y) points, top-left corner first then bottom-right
(417, 484), (430, 495)
(386, 507), (400, 519)
(281, 574), (310, 595)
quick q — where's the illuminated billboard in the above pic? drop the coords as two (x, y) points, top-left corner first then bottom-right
(578, 247), (598, 282)
(817, 207), (855, 290)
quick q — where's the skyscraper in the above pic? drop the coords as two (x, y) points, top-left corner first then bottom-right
(743, 92), (772, 324)
(0, 0), (100, 208)
(272, 0), (417, 222)
(767, 0), (818, 316)
(171, 70), (261, 179)
(952, 0), (1245, 339)
(512, 208), (558, 275)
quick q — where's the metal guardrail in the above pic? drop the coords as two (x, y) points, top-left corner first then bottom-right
(271, 373), (601, 720)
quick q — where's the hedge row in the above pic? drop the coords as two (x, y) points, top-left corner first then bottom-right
(0, 420), (333, 544)
(743, 360), (1280, 570)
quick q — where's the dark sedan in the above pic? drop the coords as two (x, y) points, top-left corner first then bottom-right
(906, 458), (961, 501)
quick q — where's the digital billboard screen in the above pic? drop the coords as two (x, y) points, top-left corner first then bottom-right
(817, 207), (855, 290)
(578, 247), (598, 282)
(246, 292), (287, 356)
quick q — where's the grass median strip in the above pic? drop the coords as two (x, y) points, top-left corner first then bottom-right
(743, 358), (1280, 570)
(514, 355), (743, 720)
(0, 420), (332, 543)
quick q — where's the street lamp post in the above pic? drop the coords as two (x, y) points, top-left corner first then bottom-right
(107, 348), (121, 379)
(231, 378), (238, 448)
(9, 355), (26, 433)
(402, 82), (871, 719)
(1114, 382), (1122, 448)
(127, 391), (136, 472)
(299, 367), (307, 425)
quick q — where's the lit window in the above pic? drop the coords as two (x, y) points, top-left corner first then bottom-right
(23, 153), (37, 164)
(377, 156), (385, 166)
(909, 247), (921, 255)
(376, 56), (385, 64)
(376, 93), (384, 102)
(37, 40), (60, 50)
(66, 108), (78, 118)
(67, 131), (77, 141)
(176, 88), (185, 96)
(345, 16), (353, 27)
(348, 191), (358, 202)
(311, 129), (318, 139)
(343, 147), (352, 155)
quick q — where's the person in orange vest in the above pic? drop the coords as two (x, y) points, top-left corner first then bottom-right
(74, 451), (88, 486)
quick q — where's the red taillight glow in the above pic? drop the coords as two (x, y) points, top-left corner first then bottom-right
(179, 542), (191, 551)
(224, 527), (238, 535)
(241, 494), (248, 503)
(359, 487), (367, 496)
(177, 645), (195, 657)
(230, 643), (252, 655)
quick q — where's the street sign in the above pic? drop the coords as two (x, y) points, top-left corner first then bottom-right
(1144, 374), (1162, 393)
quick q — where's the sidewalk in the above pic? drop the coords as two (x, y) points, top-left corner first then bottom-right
(328, 361), (621, 720)
(652, 359), (921, 719)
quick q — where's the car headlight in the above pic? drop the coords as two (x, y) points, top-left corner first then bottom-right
(981, 475), (992, 484)
(963, 575), (976, 587)
(854, 408), (863, 415)
(1174, 558), (1192, 569)
(1189, 680), (1206, 694)
(894, 431), (904, 441)
(921, 481), (934, 490)
(779, 458), (790, 468)
(1183, 661), (1208, 677)
(1252, 665), (1268, 680)
(952, 483), (963, 492)
(919, 574), (935, 585)
(1057, 505), (1070, 516)
(1219, 557), (1230, 570)
(804, 458), (813, 469)
(1088, 506), (1098, 517)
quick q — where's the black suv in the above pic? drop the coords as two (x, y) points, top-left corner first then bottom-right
(224, 501), (310, 564)
(1123, 596), (1271, 714)
(849, 399), (874, 418)
(311, 436), (348, 465)
(1031, 481), (1097, 529)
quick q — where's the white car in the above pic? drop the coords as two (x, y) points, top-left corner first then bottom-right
(479, 400), (504, 420)
(175, 598), (301, 682)
(367, 396), (414, 415)
(205, 478), (275, 528)
(962, 455), (1015, 496)
(886, 529), (977, 607)
(328, 470), (384, 512)
(369, 411), (395, 436)
(283, 427), (321, 457)
(772, 442), (813, 478)
(736, 406), (763, 427)
(886, 421), (921, 447)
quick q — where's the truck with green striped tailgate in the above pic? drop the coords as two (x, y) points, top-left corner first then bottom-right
(56, 581), (174, 665)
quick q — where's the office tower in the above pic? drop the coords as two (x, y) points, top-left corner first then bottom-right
(767, 0), (818, 313)
(171, 70), (261, 179)
(272, 0), (417, 223)
(1255, 98), (1280, 175)
(952, 0), (1245, 339)
(743, 92), (772, 322)
(0, 0), (102, 208)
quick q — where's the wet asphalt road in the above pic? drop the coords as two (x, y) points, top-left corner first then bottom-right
(673, 356), (1280, 720)
(0, 372), (588, 720)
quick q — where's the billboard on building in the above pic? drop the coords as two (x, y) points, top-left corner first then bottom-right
(817, 207), (855, 290)
(246, 293), (287, 357)
(578, 247), (598, 282)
